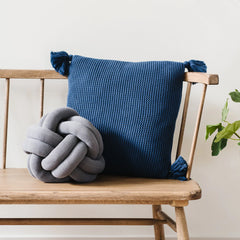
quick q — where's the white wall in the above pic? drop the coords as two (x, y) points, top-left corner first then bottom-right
(0, 0), (240, 239)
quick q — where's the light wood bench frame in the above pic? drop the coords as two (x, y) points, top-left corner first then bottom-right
(0, 69), (219, 240)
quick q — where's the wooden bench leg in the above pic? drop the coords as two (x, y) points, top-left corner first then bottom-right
(175, 207), (189, 240)
(152, 205), (165, 240)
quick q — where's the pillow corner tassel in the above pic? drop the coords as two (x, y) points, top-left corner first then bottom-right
(167, 156), (188, 181)
(50, 51), (72, 76)
(184, 60), (207, 73)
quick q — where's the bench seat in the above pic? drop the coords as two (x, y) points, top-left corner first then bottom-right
(0, 168), (201, 205)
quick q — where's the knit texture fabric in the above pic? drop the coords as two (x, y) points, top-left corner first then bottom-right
(51, 52), (206, 179)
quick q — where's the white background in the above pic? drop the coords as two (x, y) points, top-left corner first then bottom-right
(0, 0), (240, 239)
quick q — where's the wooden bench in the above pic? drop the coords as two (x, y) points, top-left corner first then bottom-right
(0, 69), (219, 240)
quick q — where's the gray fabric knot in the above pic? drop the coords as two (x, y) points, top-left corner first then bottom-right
(23, 107), (105, 183)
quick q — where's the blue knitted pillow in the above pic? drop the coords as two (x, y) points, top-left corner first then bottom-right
(51, 52), (206, 180)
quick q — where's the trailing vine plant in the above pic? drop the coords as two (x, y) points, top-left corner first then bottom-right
(206, 89), (240, 156)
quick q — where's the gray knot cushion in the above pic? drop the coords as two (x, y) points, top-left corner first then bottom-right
(23, 107), (105, 183)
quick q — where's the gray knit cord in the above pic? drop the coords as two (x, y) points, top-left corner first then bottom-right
(23, 107), (105, 183)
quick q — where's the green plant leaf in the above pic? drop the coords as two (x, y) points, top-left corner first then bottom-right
(211, 135), (228, 156)
(215, 120), (240, 142)
(221, 99), (229, 121)
(229, 89), (240, 102)
(238, 142), (240, 146)
(205, 123), (222, 140)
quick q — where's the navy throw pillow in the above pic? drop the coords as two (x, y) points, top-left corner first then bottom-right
(51, 51), (206, 180)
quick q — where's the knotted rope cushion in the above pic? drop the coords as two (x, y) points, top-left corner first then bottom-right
(23, 107), (105, 183)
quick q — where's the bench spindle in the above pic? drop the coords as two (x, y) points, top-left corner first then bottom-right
(186, 84), (207, 179)
(176, 82), (192, 160)
(2, 78), (10, 169)
(40, 78), (45, 118)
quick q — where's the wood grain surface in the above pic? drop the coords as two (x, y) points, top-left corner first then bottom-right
(0, 169), (201, 204)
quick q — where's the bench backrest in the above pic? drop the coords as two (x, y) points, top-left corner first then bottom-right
(0, 69), (219, 179)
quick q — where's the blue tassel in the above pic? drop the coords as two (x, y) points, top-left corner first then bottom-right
(168, 156), (188, 181)
(184, 60), (207, 73)
(50, 51), (72, 76)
